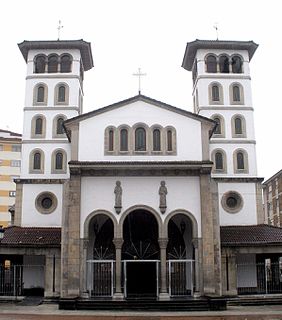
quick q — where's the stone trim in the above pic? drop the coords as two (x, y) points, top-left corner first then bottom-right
(211, 114), (225, 138)
(51, 148), (67, 174)
(213, 177), (264, 183)
(199, 106), (254, 111)
(231, 114), (247, 138)
(26, 75), (81, 81)
(233, 148), (249, 174)
(221, 191), (244, 214)
(256, 182), (264, 224)
(54, 82), (69, 106)
(24, 106), (79, 111)
(33, 82), (48, 106)
(35, 191), (58, 214)
(15, 178), (67, 184)
(14, 183), (23, 226)
(52, 114), (67, 139)
(211, 148), (227, 174)
(195, 74), (251, 81)
(23, 139), (69, 144)
(208, 82), (223, 105)
(210, 139), (255, 144)
(229, 82), (244, 105)
(30, 114), (47, 139)
(29, 148), (45, 174)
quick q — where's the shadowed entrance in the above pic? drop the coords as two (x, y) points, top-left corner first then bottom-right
(122, 209), (160, 298)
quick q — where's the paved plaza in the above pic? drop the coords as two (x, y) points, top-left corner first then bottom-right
(1, 303), (282, 320)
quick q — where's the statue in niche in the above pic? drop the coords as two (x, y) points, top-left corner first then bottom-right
(114, 180), (122, 214)
(159, 180), (167, 214)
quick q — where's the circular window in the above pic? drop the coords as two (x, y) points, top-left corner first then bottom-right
(35, 192), (57, 214)
(221, 191), (243, 213)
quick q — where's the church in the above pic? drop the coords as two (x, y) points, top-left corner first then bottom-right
(1, 38), (282, 307)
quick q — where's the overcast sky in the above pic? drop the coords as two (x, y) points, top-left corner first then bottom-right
(1, 0), (281, 179)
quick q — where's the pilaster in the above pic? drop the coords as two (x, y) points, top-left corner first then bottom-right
(158, 238), (169, 300)
(113, 238), (124, 300)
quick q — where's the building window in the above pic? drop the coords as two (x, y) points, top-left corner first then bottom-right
(31, 115), (46, 138)
(33, 84), (48, 105)
(9, 191), (16, 197)
(233, 85), (240, 102)
(234, 149), (249, 173)
(212, 85), (219, 102)
(209, 83), (223, 105)
(52, 115), (66, 138)
(219, 55), (229, 73)
(33, 152), (41, 170)
(58, 86), (66, 102)
(135, 127), (146, 151)
(232, 56), (243, 73)
(221, 191), (244, 213)
(230, 83), (244, 105)
(56, 117), (64, 135)
(120, 129), (128, 151)
(34, 55), (46, 73)
(52, 149), (67, 173)
(35, 192), (58, 214)
(35, 117), (43, 135)
(55, 83), (69, 105)
(167, 130), (172, 152)
(109, 129), (114, 151)
(11, 160), (21, 167)
(215, 152), (223, 170)
(232, 115), (246, 138)
(55, 152), (63, 170)
(11, 145), (21, 152)
(153, 129), (161, 151)
(60, 54), (72, 73)
(37, 86), (45, 103)
(212, 149), (227, 173)
(48, 55), (58, 73)
(206, 55), (217, 73)
(29, 149), (44, 173)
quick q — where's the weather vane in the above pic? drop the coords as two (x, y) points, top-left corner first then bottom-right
(214, 22), (219, 40)
(57, 20), (64, 40)
(133, 68), (146, 95)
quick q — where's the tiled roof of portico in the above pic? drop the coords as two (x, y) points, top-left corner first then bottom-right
(221, 224), (282, 246)
(0, 226), (61, 247)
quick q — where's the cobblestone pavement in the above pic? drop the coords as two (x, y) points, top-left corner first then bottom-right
(1, 304), (282, 320)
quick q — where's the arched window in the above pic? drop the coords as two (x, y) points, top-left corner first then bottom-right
(109, 129), (114, 151)
(234, 117), (242, 134)
(55, 152), (63, 170)
(153, 129), (161, 151)
(237, 152), (245, 170)
(35, 117), (43, 135)
(232, 56), (243, 73)
(48, 55), (58, 73)
(233, 85), (240, 102)
(219, 55), (229, 73)
(213, 117), (221, 134)
(215, 152), (223, 170)
(33, 152), (41, 170)
(120, 129), (128, 151)
(60, 54), (72, 73)
(34, 55), (46, 73)
(37, 86), (45, 103)
(135, 127), (146, 151)
(167, 130), (172, 151)
(56, 117), (64, 135)
(212, 85), (220, 102)
(58, 85), (66, 102)
(206, 55), (217, 73)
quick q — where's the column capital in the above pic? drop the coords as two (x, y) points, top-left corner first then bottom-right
(158, 238), (169, 249)
(113, 238), (124, 249)
(82, 238), (89, 249)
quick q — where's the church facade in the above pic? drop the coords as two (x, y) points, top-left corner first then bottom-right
(1, 38), (282, 301)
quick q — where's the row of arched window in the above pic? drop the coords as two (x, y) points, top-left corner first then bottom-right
(31, 114), (66, 138)
(34, 54), (72, 73)
(212, 114), (246, 138)
(29, 149), (67, 174)
(33, 82), (69, 106)
(206, 54), (243, 74)
(209, 82), (244, 105)
(105, 124), (177, 155)
(212, 148), (249, 173)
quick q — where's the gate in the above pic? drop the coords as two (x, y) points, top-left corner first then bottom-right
(86, 260), (114, 297)
(168, 259), (194, 296)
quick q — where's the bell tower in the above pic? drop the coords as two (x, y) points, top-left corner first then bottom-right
(182, 40), (264, 226)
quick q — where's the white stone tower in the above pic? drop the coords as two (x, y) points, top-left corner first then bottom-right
(15, 40), (93, 227)
(182, 40), (263, 226)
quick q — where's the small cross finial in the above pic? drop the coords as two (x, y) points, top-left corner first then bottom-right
(133, 68), (146, 95)
(57, 20), (64, 40)
(214, 22), (219, 40)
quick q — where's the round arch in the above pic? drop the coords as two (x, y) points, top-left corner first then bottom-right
(118, 205), (163, 238)
(163, 209), (198, 239)
(84, 209), (118, 239)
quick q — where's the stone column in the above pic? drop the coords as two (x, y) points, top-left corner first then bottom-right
(192, 238), (201, 297)
(158, 238), (169, 300)
(44, 255), (53, 297)
(61, 176), (81, 297)
(221, 250), (237, 296)
(80, 238), (89, 297)
(113, 238), (124, 299)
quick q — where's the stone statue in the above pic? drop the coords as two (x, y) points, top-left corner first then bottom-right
(114, 181), (122, 214)
(159, 180), (167, 214)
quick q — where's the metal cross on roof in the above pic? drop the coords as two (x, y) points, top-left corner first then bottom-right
(133, 68), (146, 95)
(57, 20), (64, 40)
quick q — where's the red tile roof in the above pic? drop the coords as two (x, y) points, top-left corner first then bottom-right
(221, 224), (282, 246)
(0, 226), (61, 247)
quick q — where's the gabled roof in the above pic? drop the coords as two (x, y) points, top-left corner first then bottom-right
(64, 94), (216, 128)
(0, 226), (61, 247)
(182, 39), (258, 71)
(18, 39), (93, 71)
(221, 224), (282, 247)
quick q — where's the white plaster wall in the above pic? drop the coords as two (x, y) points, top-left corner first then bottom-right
(80, 176), (201, 237)
(236, 253), (257, 288)
(21, 142), (70, 178)
(78, 101), (203, 161)
(218, 182), (257, 225)
(21, 184), (63, 227)
(210, 143), (257, 176)
(23, 255), (45, 289)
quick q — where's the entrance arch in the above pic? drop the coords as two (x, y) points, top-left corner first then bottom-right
(122, 208), (160, 298)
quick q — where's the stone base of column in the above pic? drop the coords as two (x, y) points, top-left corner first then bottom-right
(81, 291), (90, 298)
(159, 292), (170, 300)
(193, 291), (201, 298)
(224, 289), (237, 296)
(113, 292), (124, 300)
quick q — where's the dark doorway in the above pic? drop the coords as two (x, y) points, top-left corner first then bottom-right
(126, 261), (157, 298)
